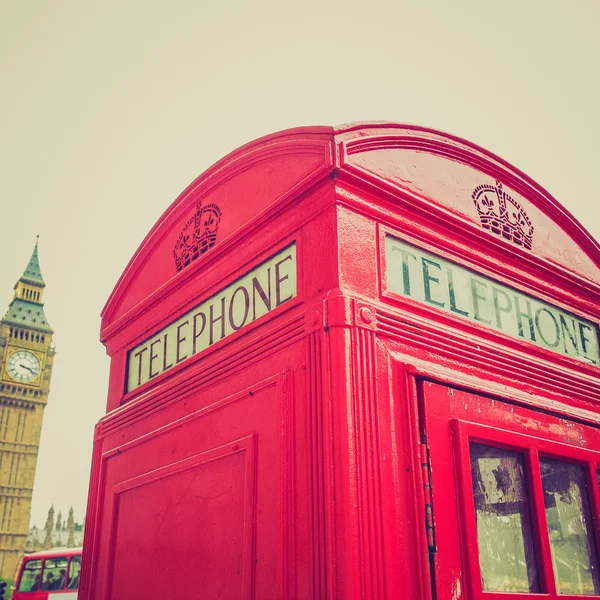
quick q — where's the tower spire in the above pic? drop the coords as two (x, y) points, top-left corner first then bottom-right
(1, 238), (53, 333)
(19, 235), (45, 287)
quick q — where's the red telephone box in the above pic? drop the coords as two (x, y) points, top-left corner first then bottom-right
(82, 123), (600, 600)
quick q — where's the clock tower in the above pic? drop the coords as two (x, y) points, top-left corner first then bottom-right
(0, 239), (54, 580)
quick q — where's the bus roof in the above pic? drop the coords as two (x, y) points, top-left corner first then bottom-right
(21, 547), (82, 560)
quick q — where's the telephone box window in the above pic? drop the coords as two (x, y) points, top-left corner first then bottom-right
(470, 443), (539, 592)
(540, 459), (600, 595)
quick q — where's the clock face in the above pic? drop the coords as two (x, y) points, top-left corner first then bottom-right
(6, 350), (41, 383)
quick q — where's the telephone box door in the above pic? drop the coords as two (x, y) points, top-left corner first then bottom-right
(423, 381), (600, 600)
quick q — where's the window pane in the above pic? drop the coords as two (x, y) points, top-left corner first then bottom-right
(18, 559), (42, 591)
(68, 555), (81, 590)
(470, 443), (539, 592)
(41, 556), (69, 591)
(541, 459), (599, 595)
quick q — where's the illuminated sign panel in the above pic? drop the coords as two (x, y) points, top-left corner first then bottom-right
(127, 243), (297, 392)
(386, 236), (599, 366)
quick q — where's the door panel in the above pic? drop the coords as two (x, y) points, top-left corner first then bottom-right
(422, 381), (600, 600)
(94, 380), (283, 600)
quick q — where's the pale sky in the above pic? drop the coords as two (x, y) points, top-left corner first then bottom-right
(1, 0), (599, 527)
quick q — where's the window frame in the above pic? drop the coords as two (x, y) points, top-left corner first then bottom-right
(452, 418), (600, 600)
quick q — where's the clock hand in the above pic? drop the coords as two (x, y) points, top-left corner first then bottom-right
(19, 363), (35, 374)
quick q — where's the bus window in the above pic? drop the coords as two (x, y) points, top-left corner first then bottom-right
(67, 555), (81, 589)
(40, 556), (69, 590)
(17, 559), (42, 592)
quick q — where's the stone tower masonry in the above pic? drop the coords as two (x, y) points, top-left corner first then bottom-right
(0, 239), (55, 579)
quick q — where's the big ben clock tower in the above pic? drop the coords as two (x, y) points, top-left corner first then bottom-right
(0, 239), (55, 579)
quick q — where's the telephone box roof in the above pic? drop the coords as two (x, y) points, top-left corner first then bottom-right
(101, 122), (600, 337)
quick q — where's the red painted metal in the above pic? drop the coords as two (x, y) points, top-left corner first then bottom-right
(82, 123), (600, 599)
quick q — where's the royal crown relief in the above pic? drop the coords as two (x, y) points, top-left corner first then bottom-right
(173, 201), (223, 272)
(472, 180), (534, 250)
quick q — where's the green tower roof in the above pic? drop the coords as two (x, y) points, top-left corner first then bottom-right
(19, 236), (45, 287)
(1, 238), (53, 333)
(2, 298), (53, 333)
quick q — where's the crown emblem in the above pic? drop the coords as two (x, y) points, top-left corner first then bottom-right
(472, 181), (534, 250)
(173, 202), (222, 272)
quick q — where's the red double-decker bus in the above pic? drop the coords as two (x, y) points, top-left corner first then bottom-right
(12, 548), (81, 599)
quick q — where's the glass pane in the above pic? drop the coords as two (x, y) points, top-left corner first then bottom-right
(68, 555), (81, 589)
(18, 559), (42, 591)
(470, 443), (539, 592)
(41, 556), (69, 590)
(541, 459), (600, 595)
